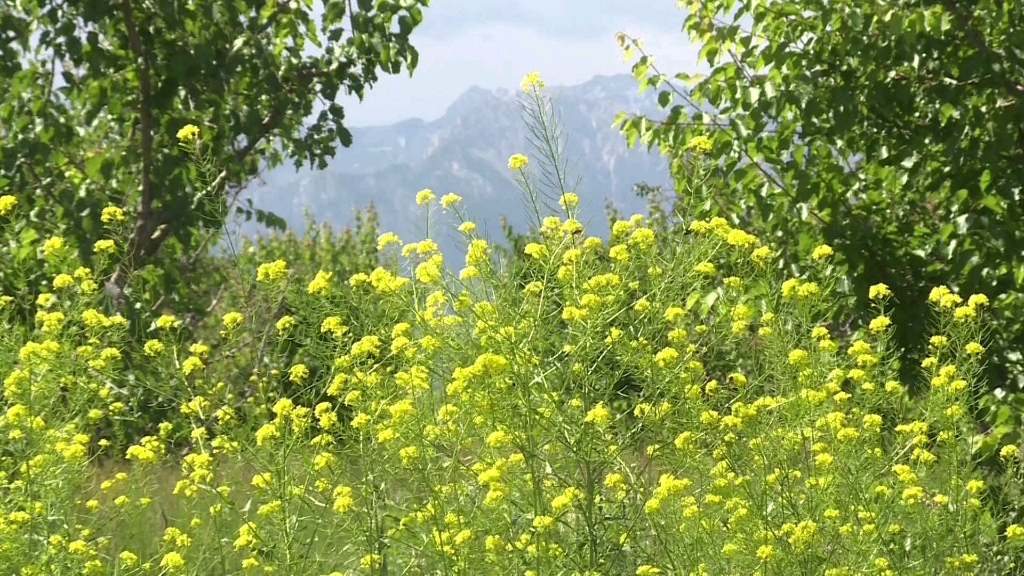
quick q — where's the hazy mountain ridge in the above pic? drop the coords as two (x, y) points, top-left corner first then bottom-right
(239, 74), (675, 262)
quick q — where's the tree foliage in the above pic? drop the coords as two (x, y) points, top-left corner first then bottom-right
(616, 0), (1024, 448)
(0, 0), (429, 319)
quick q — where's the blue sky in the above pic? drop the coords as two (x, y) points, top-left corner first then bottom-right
(337, 0), (701, 126)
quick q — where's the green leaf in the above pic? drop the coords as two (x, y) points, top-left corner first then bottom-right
(939, 103), (956, 124)
(700, 43), (720, 66)
(980, 169), (992, 193)
(746, 86), (760, 105)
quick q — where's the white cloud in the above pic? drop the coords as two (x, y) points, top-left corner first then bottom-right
(408, 0), (683, 41)
(301, 0), (705, 126)
(338, 22), (702, 126)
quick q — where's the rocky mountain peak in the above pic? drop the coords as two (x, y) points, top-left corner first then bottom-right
(241, 74), (677, 264)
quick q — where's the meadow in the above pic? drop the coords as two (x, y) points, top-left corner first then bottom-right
(2, 73), (1023, 576)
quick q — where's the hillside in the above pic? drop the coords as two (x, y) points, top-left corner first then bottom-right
(237, 74), (673, 263)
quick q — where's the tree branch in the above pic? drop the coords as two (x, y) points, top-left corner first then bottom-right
(207, 110), (281, 195)
(106, 0), (158, 308)
(119, 0), (155, 220)
(106, 108), (282, 309)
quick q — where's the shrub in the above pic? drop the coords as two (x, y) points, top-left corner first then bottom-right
(0, 73), (1021, 576)
(613, 1), (1024, 459)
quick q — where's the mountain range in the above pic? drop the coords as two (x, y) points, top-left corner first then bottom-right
(236, 73), (673, 265)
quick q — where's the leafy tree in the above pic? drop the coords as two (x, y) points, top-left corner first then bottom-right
(615, 0), (1024, 449)
(0, 0), (429, 327)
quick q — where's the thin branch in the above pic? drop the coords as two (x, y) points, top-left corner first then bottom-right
(620, 32), (827, 227)
(207, 110), (281, 197)
(119, 0), (155, 222)
(106, 0), (158, 308)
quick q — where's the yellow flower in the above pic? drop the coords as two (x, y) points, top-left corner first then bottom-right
(811, 244), (834, 261)
(307, 270), (333, 295)
(233, 522), (258, 550)
(257, 500), (283, 516)
(751, 246), (774, 263)
(559, 192), (580, 209)
(321, 316), (348, 339)
(609, 244), (630, 262)
(521, 71), (545, 93)
(796, 282), (820, 298)
(464, 239), (490, 268)
(176, 124), (200, 143)
(441, 193), (462, 209)
(901, 486), (925, 504)
(524, 243), (548, 259)
(532, 515), (555, 530)
(486, 429), (511, 448)
(360, 554), (382, 569)
(397, 445), (419, 466)
(954, 305), (976, 321)
(788, 349), (809, 366)
(654, 347), (679, 368)
(377, 232), (402, 251)
(868, 283), (892, 301)
(289, 364), (310, 383)
(351, 335), (382, 358)
(181, 356), (204, 376)
(156, 314), (182, 330)
(0, 194), (17, 216)
(119, 551), (139, 566)
(778, 278), (802, 295)
(68, 539), (90, 554)
(664, 306), (685, 323)
(508, 154), (529, 171)
(1007, 524), (1024, 541)
(159, 551), (186, 570)
(42, 236), (66, 257)
(684, 135), (712, 154)
(94, 239), (117, 254)
(967, 479), (986, 495)
(333, 485), (355, 513)
(101, 206), (127, 224)
(52, 274), (75, 290)
(35, 292), (56, 308)
(868, 315), (891, 333)
(929, 285), (952, 303)
(415, 188), (436, 205)
(222, 312), (244, 330)
(256, 259), (289, 283)
(725, 228), (758, 248)
(584, 402), (612, 427)
(276, 315), (296, 333)
(453, 529), (473, 546)
(416, 255), (444, 284)
(694, 261), (716, 276)
(968, 293), (989, 308)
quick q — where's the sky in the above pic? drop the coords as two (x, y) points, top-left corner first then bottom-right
(336, 0), (702, 127)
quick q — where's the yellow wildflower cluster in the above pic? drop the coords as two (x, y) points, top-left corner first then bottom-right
(0, 87), (1013, 576)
